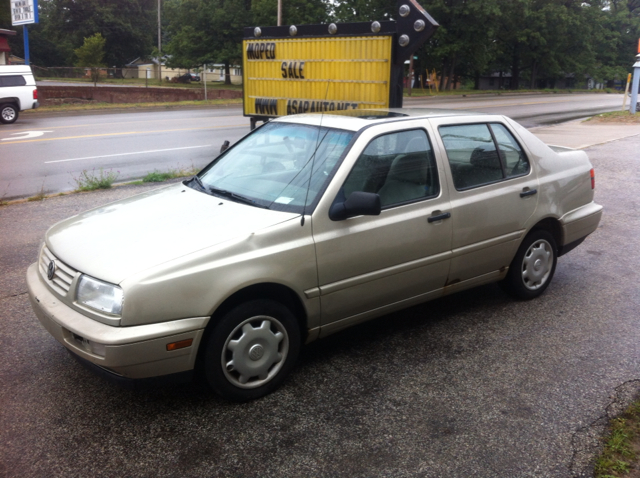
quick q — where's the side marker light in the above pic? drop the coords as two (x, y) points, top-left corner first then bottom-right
(167, 339), (193, 351)
(590, 169), (595, 189)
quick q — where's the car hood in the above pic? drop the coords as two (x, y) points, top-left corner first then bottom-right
(46, 184), (298, 284)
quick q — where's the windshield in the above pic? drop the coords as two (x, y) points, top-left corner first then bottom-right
(195, 122), (355, 213)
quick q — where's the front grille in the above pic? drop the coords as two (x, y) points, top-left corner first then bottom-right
(39, 246), (78, 296)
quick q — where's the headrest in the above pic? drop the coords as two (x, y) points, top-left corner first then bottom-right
(387, 153), (429, 184)
(470, 147), (502, 169)
(404, 136), (429, 153)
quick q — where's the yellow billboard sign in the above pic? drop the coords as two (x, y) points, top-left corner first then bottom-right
(243, 1), (438, 123)
(243, 35), (393, 118)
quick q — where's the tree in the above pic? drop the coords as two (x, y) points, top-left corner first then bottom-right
(331, 0), (394, 22)
(74, 33), (106, 86)
(163, 0), (250, 84)
(12, 0), (157, 67)
(252, 0), (329, 25)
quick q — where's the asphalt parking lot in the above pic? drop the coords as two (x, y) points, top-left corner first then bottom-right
(1, 133), (639, 477)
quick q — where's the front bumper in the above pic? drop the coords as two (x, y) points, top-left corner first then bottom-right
(26, 263), (209, 379)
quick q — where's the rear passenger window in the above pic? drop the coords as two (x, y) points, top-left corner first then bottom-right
(0, 75), (27, 87)
(341, 129), (439, 208)
(439, 123), (529, 190)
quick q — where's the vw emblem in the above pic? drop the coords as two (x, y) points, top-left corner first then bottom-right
(249, 344), (265, 361)
(47, 260), (57, 280)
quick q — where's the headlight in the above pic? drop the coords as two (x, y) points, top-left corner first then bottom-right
(76, 275), (124, 316)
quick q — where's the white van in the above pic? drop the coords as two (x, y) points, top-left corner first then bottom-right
(0, 65), (39, 124)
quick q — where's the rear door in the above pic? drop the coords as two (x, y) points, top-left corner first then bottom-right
(434, 118), (539, 287)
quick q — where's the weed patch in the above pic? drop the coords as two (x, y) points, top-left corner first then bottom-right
(143, 171), (175, 183)
(142, 164), (199, 183)
(595, 401), (640, 477)
(72, 169), (119, 191)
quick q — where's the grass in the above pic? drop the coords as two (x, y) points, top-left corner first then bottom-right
(26, 179), (47, 202)
(595, 401), (640, 477)
(586, 110), (640, 124)
(142, 164), (199, 183)
(0, 182), (10, 206)
(72, 168), (120, 191)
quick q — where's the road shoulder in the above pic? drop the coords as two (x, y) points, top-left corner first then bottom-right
(530, 119), (640, 149)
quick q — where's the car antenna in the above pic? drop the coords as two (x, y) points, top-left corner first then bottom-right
(300, 81), (331, 227)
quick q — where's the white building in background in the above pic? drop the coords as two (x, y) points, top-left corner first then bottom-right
(125, 57), (242, 84)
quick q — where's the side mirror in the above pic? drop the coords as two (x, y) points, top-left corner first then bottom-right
(220, 140), (230, 154)
(329, 191), (381, 221)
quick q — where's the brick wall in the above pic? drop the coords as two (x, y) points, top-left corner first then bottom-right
(38, 85), (242, 106)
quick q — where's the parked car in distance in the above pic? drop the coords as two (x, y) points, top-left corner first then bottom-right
(26, 109), (602, 401)
(177, 72), (200, 82)
(0, 65), (39, 124)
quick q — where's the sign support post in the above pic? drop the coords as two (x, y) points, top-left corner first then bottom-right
(23, 25), (29, 65)
(11, 0), (39, 64)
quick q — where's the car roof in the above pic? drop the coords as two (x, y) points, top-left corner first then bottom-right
(274, 108), (489, 131)
(0, 65), (33, 75)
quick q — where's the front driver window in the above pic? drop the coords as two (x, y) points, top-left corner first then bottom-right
(341, 129), (439, 208)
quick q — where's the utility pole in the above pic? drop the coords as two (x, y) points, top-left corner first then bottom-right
(157, 0), (162, 83)
(277, 0), (282, 26)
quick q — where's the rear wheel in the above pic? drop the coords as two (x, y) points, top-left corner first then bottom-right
(203, 300), (301, 402)
(500, 229), (557, 300)
(0, 104), (19, 124)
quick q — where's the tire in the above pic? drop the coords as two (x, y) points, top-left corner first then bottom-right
(203, 300), (301, 402)
(0, 104), (19, 124)
(500, 229), (557, 300)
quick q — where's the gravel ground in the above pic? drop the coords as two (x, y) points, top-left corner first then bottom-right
(1, 137), (640, 478)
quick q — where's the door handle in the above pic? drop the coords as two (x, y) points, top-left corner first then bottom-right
(520, 188), (537, 198)
(428, 212), (451, 223)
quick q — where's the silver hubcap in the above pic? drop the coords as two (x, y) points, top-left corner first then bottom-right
(1, 107), (15, 121)
(521, 239), (553, 290)
(221, 315), (289, 389)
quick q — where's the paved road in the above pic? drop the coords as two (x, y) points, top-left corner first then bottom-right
(0, 93), (625, 201)
(0, 108), (247, 201)
(1, 132), (639, 477)
(404, 92), (625, 127)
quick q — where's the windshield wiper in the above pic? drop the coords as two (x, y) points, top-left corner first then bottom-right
(187, 176), (268, 209)
(208, 186), (269, 209)
(186, 175), (208, 192)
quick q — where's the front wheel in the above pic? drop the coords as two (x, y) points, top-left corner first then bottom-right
(203, 300), (301, 402)
(0, 104), (19, 124)
(500, 229), (557, 300)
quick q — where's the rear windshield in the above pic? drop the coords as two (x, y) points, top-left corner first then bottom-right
(0, 75), (27, 87)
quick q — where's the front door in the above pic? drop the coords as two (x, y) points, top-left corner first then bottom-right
(311, 125), (453, 335)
